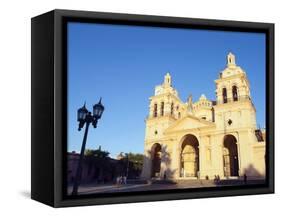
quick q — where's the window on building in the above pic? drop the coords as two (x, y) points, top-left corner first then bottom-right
(201, 117), (206, 120)
(153, 103), (157, 117)
(228, 119), (233, 126)
(223, 88), (227, 103)
(178, 112), (181, 119)
(171, 102), (174, 115)
(160, 102), (164, 116)
(232, 86), (238, 101)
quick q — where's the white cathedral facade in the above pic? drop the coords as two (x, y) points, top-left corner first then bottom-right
(141, 53), (266, 180)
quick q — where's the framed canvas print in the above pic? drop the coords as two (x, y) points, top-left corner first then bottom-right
(31, 9), (274, 207)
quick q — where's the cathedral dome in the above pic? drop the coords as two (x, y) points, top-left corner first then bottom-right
(199, 94), (207, 101)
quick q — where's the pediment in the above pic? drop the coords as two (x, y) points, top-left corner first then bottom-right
(164, 114), (215, 134)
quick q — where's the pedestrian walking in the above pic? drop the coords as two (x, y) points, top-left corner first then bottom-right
(124, 176), (127, 184)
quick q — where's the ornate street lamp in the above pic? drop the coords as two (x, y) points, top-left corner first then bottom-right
(72, 98), (105, 196)
(92, 98), (105, 128)
(77, 103), (88, 131)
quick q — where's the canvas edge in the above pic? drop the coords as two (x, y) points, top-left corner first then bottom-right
(30, 9), (275, 208)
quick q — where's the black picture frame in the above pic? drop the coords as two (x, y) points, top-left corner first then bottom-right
(31, 9), (274, 207)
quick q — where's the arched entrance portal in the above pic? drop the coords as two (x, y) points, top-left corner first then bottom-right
(223, 135), (239, 177)
(151, 143), (161, 178)
(180, 135), (199, 178)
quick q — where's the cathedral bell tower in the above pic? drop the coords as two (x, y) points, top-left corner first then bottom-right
(145, 72), (182, 142)
(216, 52), (251, 104)
(143, 72), (183, 178)
(214, 52), (257, 130)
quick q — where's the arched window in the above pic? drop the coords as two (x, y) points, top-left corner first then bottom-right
(222, 88), (227, 103)
(153, 103), (157, 117)
(160, 102), (164, 116)
(171, 102), (174, 115)
(232, 86), (238, 101)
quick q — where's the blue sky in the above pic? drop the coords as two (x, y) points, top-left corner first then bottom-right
(67, 22), (266, 158)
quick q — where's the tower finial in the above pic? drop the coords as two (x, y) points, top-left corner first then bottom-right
(227, 52), (236, 67)
(164, 72), (172, 87)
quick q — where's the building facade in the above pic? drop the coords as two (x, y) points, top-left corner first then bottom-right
(141, 53), (266, 180)
(67, 151), (119, 184)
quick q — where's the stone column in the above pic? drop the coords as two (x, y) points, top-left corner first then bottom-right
(198, 140), (204, 179)
(213, 134), (224, 178)
(171, 142), (181, 179)
(160, 144), (167, 178)
(199, 136), (212, 179)
(227, 84), (232, 102)
(236, 131), (253, 176)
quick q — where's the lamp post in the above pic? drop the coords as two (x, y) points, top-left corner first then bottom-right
(71, 98), (104, 196)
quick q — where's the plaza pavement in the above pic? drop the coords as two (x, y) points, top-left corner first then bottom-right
(68, 179), (266, 195)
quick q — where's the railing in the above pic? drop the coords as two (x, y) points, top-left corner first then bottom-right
(146, 113), (178, 120)
(146, 95), (252, 118)
(214, 95), (251, 105)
